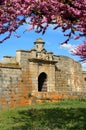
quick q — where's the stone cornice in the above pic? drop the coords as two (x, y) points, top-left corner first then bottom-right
(0, 63), (21, 69)
(28, 58), (57, 64)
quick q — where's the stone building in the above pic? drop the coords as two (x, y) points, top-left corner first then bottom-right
(0, 38), (86, 109)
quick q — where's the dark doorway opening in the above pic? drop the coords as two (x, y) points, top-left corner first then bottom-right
(38, 72), (47, 92)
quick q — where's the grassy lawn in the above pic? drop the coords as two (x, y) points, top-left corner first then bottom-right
(0, 100), (86, 130)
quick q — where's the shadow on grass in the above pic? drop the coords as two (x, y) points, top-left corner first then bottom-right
(12, 107), (86, 130)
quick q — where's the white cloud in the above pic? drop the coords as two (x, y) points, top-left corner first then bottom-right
(60, 43), (72, 49)
(81, 63), (86, 70)
(60, 43), (76, 51)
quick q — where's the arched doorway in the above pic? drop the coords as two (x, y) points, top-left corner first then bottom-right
(38, 72), (47, 92)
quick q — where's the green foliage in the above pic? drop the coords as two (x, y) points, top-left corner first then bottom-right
(0, 100), (86, 130)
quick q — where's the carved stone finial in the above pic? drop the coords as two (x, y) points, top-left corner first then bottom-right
(34, 38), (45, 44)
(34, 38), (45, 51)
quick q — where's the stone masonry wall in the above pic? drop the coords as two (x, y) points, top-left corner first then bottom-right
(0, 64), (21, 109)
(82, 71), (86, 92)
(0, 63), (33, 109)
(54, 55), (84, 93)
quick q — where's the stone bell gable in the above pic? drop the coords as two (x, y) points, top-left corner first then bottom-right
(0, 38), (86, 109)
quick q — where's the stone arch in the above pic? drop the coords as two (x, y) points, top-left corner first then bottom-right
(38, 72), (47, 92)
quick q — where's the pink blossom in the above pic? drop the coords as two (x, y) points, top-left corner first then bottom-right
(0, 0), (86, 61)
(72, 38), (86, 61)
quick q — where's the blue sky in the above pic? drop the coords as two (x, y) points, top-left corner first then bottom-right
(0, 24), (86, 70)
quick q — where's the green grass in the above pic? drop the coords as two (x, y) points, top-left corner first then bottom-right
(0, 100), (86, 130)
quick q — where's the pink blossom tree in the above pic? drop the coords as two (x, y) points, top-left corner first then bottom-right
(0, 0), (86, 59)
(71, 38), (86, 61)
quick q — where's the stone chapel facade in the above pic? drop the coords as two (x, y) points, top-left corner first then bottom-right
(0, 38), (86, 109)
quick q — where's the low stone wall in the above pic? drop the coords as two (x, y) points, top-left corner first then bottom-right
(31, 92), (86, 104)
(0, 91), (86, 109)
(68, 92), (86, 99)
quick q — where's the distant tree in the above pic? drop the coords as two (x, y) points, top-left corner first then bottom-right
(0, 0), (86, 59)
